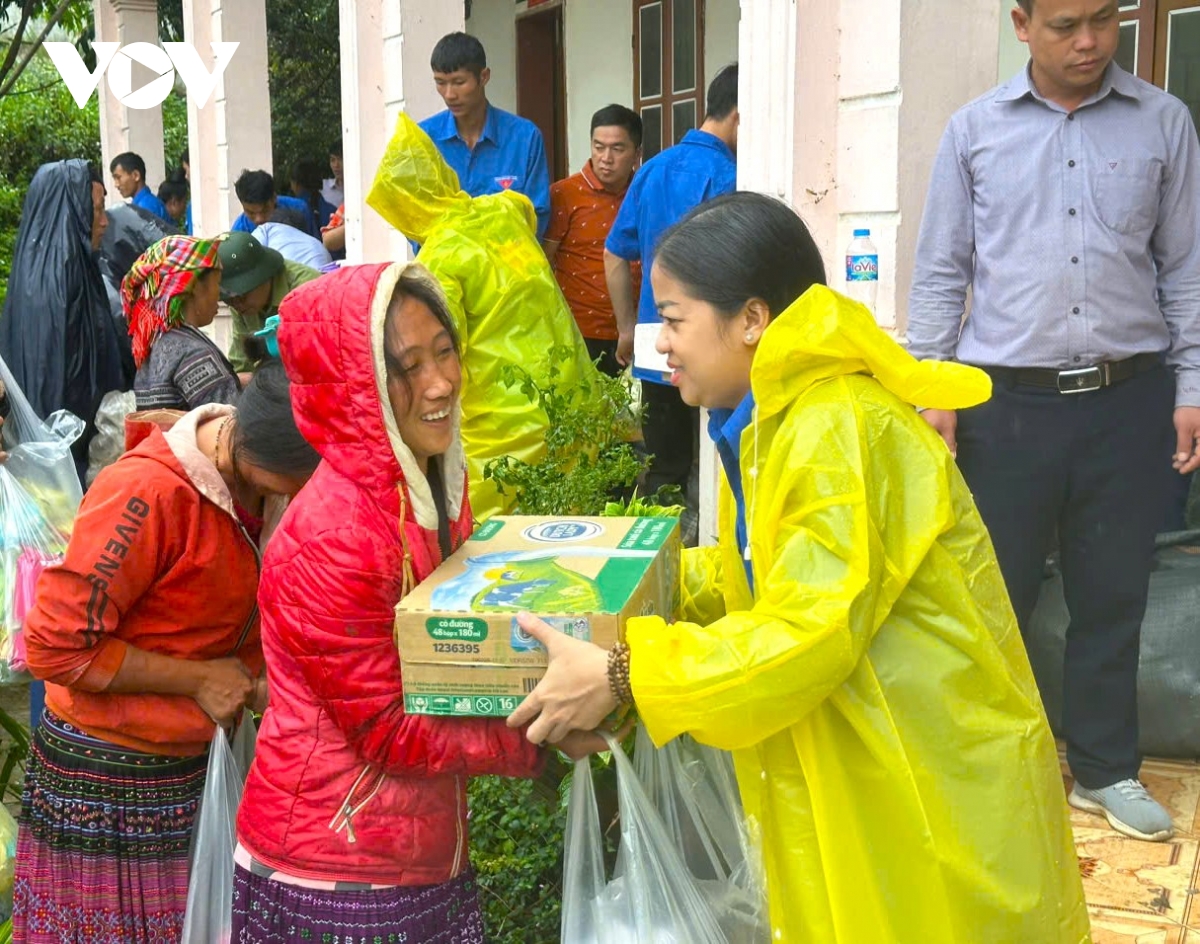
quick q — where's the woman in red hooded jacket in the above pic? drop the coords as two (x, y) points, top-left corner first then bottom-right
(234, 262), (545, 941)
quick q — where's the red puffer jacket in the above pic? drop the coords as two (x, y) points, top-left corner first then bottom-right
(237, 262), (543, 885)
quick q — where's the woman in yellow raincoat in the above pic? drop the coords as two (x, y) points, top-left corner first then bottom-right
(509, 192), (1091, 943)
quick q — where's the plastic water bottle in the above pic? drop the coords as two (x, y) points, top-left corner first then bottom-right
(845, 228), (879, 311)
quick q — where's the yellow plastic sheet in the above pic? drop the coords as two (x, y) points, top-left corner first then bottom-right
(627, 286), (1091, 943)
(367, 114), (599, 518)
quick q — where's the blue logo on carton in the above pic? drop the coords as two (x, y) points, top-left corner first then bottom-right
(521, 520), (604, 543)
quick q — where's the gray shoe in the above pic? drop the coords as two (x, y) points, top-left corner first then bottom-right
(1068, 779), (1175, 842)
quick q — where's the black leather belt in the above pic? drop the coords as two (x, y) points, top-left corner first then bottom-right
(980, 352), (1163, 394)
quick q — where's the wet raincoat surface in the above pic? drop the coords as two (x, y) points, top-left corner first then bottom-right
(367, 114), (598, 518)
(625, 286), (1091, 943)
(0, 160), (126, 479)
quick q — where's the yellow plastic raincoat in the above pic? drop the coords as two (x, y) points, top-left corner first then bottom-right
(367, 114), (599, 518)
(626, 286), (1091, 943)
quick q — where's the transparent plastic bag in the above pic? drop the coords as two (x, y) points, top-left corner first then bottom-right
(0, 355), (84, 682)
(631, 727), (768, 943)
(0, 354), (84, 538)
(181, 711), (257, 944)
(562, 732), (727, 944)
(86, 390), (136, 486)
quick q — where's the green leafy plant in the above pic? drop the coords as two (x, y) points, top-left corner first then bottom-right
(484, 348), (647, 516)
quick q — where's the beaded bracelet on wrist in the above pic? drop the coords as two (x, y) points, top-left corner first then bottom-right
(607, 641), (634, 705)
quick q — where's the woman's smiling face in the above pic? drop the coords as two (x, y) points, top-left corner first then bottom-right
(651, 262), (756, 411)
(384, 292), (461, 474)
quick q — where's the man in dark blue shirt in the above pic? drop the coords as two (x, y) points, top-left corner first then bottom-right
(604, 64), (739, 544)
(110, 151), (172, 224)
(230, 168), (318, 238)
(420, 32), (551, 239)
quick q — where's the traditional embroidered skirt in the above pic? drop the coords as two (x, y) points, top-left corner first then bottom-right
(12, 710), (208, 943)
(230, 845), (485, 944)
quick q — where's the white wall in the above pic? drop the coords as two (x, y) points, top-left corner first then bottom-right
(563, 2), (634, 171)
(894, 0), (1001, 334)
(466, 0), (518, 113)
(704, 0), (740, 89)
(997, 1), (1027, 80)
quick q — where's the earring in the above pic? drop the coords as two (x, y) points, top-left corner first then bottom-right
(745, 333), (755, 343)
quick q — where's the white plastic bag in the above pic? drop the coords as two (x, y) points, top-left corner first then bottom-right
(631, 727), (767, 943)
(0, 354), (84, 537)
(181, 711), (257, 944)
(85, 390), (136, 486)
(0, 355), (84, 682)
(562, 732), (727, 944)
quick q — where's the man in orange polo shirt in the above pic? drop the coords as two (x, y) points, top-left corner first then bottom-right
(544, 105), (642, 376)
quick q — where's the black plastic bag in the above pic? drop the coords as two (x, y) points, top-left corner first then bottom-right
(1027, 530), (1200, 758)
(0, 160), (128, 482)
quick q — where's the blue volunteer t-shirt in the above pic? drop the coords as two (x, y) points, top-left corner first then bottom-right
(605, 129), (737, 383)
(231, 194), (317, 237)
(420, 104), (551, 238)
(132, 185), (173, 224)
(708, 391), (756, 593)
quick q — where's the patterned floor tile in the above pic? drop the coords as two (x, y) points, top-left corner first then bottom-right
(1059, 752), (1200, 939)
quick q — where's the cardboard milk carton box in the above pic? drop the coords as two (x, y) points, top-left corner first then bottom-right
(395, 515), (680, 717)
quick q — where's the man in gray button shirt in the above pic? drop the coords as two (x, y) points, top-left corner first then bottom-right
(909, 0), (1200, 843)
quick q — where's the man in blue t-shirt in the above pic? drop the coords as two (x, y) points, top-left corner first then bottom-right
(420, 32), (551, 239)
(604, 64), (739, 545)
(110, 151), (173, 224)
(230, 169), (318, 238)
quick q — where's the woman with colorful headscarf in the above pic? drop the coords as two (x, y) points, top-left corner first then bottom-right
(507, 193), (1092, 943)
(123, 234), (241, 410)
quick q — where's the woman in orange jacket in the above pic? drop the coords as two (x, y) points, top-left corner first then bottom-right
(13, 361), (320, 942)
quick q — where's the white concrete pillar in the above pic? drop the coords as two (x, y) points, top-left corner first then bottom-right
(338, 0), (464, 264)
(182, 0), (272, 238)
(181, 0), (271, 354)
(94, 0), (165, 206)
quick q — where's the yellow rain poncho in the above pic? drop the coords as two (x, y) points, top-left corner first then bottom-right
(626, 286), (1091, 943)
(367, 114), (599, 518)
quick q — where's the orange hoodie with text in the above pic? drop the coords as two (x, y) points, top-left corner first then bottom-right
(23, 404), (263, 757)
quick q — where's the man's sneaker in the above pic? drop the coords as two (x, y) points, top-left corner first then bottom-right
(1068, 779), (1175, 842)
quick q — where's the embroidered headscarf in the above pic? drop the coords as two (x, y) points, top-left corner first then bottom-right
(122, 235), (220, 367)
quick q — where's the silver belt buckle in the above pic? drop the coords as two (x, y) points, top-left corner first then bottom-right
(1056, 365), (1105, 394)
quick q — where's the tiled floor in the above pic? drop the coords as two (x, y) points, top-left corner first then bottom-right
(1068, 754), (1200, 942)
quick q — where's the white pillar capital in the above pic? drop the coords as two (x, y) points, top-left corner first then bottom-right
(109, 0), (159, 13)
